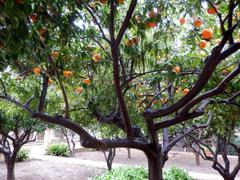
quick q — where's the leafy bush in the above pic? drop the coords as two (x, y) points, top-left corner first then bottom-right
(46, 143), (70, 157)
(16, 149), (29, 162)
(164, 167), (192, 180)
(92, 166), (192, 180)
(92, 167), (147, 180)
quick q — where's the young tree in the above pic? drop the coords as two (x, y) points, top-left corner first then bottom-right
(0, 0), (240, 179)
(0, 106), (46, 180)
(184, 103), (240, 180)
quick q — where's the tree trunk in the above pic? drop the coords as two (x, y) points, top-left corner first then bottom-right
(4, 156), (15, 180)
(146, 148), (163, 180)
(127, 148), (131, 159)
(162, 128), (169, 149)
(194, 152), (200, 166)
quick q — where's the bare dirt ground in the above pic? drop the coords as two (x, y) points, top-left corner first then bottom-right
(0, 148), (240, 180)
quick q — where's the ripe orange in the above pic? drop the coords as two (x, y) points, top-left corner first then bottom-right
(75, 87), (84, 94)
(201, 28), (213, 40)
(63, 71), (73, 78)
(51, 51), (59, 59)
(33, 67), (41, 75)
(147, 22), (157, 28)
(179, 18), (186, 25)
(173, 66), (181, 74)
(183, 88), (189, 95)
(99, 0), (107, 4)
(117, 0), (124, 4)
(92, 53), (101, 63)
(148, 10), (155, 18)
(194, 19), (202, 28)
(29, 14), (37, 23)
(83, 78), (91, 85)
(207, 7), (217, 14)
(199, 40), (207, 49)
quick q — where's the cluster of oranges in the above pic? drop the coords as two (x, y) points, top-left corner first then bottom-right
(147, 10), (157, 29)
(75, 79), (91, 94)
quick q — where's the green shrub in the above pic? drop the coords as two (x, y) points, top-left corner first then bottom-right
(164, 167), (192, 180)
(92, 166), (192, 180)
(46, 143), (70, 157)
(16, 149), (29, 162)
(92, 167), (148, 180)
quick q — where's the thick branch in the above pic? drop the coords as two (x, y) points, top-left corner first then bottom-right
(38, 75), (49, 112)
(114, 0), (137, 49)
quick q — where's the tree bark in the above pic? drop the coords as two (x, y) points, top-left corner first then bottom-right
(4, 156), (15, 180)
(127, 148), (131, 159)
(145, 146), (163, 180)
(162, 128), (169, 149)
(194, 152), (200, 166)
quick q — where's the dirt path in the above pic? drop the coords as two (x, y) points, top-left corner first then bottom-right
(0, 148), (239, 180)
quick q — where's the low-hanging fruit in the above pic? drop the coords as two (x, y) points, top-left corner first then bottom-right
(75, 87), (84, 94)
(33, 67), (41, 75)
(199, 40), (207, 49)
(173, 66), (181, 74)
(52, 51), (59, 59)
(194, 19), (202, 28)
(147, 22), (157, 28)
(183, 88), (190, 95)
(92, 53), (101, 63)
(63, 71), (73, 78)
(179, 18), (187, 25)
(207, 6), (217, 14)
(201, 28), (213, 40)
(83, 78), (91, 85)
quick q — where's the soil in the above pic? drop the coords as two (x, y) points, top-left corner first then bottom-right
(0, 148), (239, 180)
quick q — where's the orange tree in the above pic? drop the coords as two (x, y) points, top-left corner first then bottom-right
(0, 0), (240, 179)
(182, 103), (240, 180)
